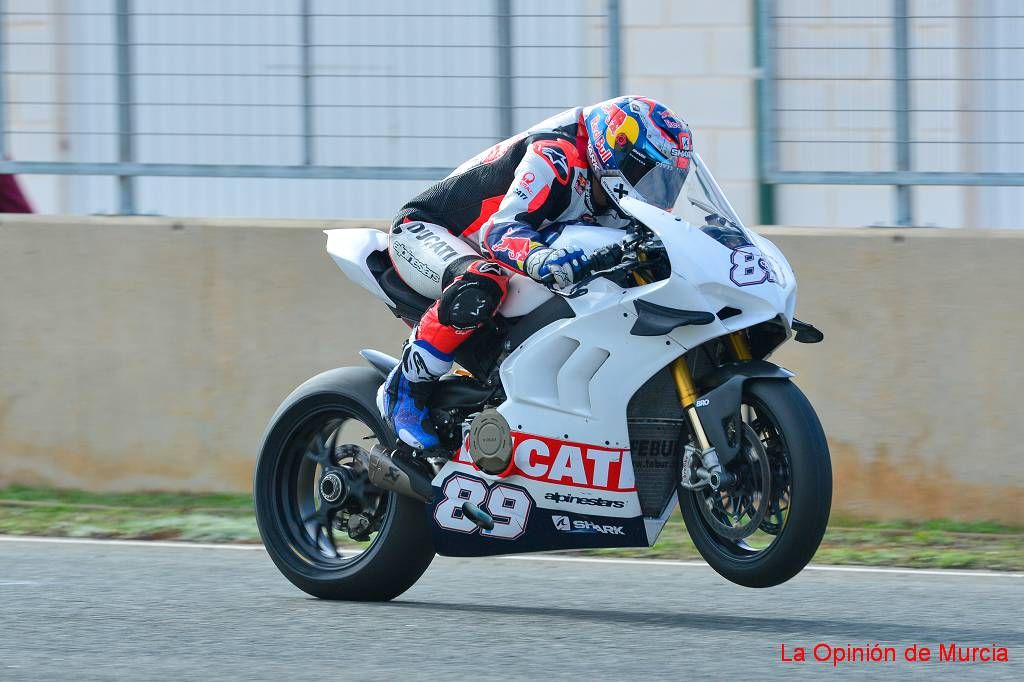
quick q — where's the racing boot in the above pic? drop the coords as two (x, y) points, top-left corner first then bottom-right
(377, 337), (453, 450)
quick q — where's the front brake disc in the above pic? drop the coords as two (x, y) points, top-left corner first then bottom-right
(695, 423), (771, 541)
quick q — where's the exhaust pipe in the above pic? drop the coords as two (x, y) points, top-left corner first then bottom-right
(362, 445), (434, 503)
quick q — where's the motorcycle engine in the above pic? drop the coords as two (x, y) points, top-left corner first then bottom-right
(468, 408), (513, 474)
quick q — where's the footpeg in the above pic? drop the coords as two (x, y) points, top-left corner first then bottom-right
(461, 501), (495, 530)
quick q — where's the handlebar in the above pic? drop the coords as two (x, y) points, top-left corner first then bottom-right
(558, 227), (666, 299)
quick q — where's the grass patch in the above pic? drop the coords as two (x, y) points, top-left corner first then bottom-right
(1, 486), (1021, 571)
(586, 513), (1024, 571)
(0, 485), (257, 543)
(0, 484), (251, 511)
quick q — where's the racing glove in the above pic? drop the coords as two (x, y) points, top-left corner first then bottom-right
(524, 243), (625, 288)
(524, 245), (591, 288)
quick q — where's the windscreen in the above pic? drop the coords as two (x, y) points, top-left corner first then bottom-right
(672, 156), (755, 249)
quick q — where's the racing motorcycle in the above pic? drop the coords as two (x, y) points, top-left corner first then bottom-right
(254, 153), (831, 600)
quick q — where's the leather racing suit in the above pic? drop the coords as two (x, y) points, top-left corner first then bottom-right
(380, 107), (623, 450)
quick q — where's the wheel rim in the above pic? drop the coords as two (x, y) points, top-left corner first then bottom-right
(688, 393), (793, 559)
(273, 405), (394, 569)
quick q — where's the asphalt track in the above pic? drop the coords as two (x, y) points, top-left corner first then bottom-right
(0, 537), (1020, 681)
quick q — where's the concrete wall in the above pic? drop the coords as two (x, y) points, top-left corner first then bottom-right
(0, 215), (409, 491)
(768, 227), (1023, 521)
(1, 215), (1022, 522)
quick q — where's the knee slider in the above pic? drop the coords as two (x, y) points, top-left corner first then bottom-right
(437, 274), (503, 329)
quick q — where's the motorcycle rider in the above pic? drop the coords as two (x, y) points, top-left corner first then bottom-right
(379, 96), (694, 450)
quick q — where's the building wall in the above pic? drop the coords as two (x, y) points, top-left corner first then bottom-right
(2, 0), (608, 219)
(621, 0), (1023, 229)
(5, 1), (1019, 227)
(1, 215), (1021, 522)
(621, 1), (759, 226)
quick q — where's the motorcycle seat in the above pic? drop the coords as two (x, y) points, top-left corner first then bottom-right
(377, 266), (434, 321)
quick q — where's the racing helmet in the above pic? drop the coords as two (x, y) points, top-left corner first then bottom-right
(582, 96), (693, 210)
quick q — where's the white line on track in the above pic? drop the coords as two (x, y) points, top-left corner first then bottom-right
(1, 535), (1020, 579)
(499, 553), (1024, 578)
(0, 535), (264, 551)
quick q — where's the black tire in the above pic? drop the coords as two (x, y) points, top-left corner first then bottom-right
(254, 367), (435, 601)
(680, 379), (832, 588)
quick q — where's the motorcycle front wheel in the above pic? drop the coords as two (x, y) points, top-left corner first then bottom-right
(679, 378), (832, 588)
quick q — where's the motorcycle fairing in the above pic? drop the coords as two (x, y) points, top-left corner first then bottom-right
(428, 438), (650, 557)
(324, 228), (394, 306)
(427, 197), (797, 556)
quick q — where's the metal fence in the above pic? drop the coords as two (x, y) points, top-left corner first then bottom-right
(7, 1), (1021, 226)
(0, 0), (619, 216)
(758, 0), (1024, 226)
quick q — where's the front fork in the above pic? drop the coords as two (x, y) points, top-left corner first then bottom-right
(673, 331), (750, 487)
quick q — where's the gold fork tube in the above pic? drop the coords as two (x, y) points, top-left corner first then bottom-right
(671, 356), (712, 451)
(727, 331), (752, 361)
(671, 356), (699, 407)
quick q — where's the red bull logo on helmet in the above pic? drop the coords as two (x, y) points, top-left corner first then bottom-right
(605, 105), (640, 154)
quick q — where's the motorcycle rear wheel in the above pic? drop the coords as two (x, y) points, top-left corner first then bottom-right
(679, 378), (832, 588)
(254, 368), (435, 601)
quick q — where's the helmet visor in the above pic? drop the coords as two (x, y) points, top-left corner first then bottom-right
(632, 163), (689, 210)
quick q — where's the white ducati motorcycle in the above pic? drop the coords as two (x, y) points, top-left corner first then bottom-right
(254, 154), (831, 600)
